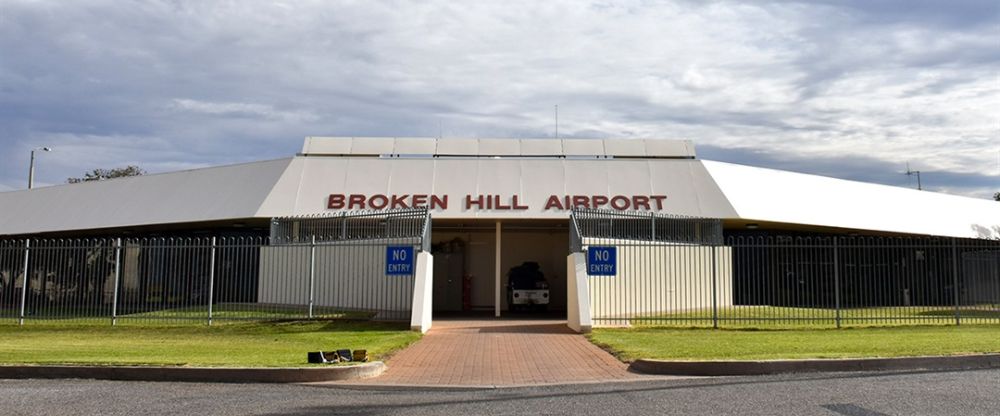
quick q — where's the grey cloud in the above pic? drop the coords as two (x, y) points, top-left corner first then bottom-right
(770, 0), (1000, 29)
(1, 0), (996, 199)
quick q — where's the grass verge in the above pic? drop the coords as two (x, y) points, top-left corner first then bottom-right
(0, 320), (420, 367)
(587, 325), (1000, 362)
(624, 305), (1000, 329)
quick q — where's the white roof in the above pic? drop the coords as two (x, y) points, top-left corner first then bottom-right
(0, 158), (293, 235)
(702, 160), (1000, 239)
(0, 137), (996, 239)
(300, 137), (697, 158)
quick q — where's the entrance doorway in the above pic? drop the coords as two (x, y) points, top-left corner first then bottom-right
(430, 220), (568, 318)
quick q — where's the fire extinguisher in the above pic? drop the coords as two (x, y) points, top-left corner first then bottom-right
(462, 273), (472, 311)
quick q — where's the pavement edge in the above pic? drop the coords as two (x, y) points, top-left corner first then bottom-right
(629, 354), (1000, 376)
(0, 362), (386, 383)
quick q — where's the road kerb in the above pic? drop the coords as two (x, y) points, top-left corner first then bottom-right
(0, 362), (385, 383)
(629, 354), (1000, 376)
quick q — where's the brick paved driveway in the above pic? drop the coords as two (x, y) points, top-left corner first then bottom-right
(363, 318), (643, 386)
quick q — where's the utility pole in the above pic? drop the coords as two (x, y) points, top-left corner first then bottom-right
(905, 162), (922, 191)
(28, 147), (51, 189)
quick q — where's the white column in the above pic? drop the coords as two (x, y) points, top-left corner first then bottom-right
(566, 253), (592, 333)
(410, 251), (434, 333)
(495, 220), (501, 318)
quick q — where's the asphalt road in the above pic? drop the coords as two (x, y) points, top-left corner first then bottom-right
(2, 369), (998, 416)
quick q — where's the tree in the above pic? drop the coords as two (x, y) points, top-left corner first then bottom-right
(994, 192), (1000, 202)
(67, 165), (146, 183)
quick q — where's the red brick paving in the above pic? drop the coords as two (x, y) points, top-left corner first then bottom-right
(362, 319), (643, 386)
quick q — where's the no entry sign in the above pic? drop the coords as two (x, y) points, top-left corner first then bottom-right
(385, 246), (415, 276)
(587, 246), (617, 276)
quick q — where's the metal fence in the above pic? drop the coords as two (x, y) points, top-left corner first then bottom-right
(571, 208), (1000, 328)
(0, 209), (430, 325)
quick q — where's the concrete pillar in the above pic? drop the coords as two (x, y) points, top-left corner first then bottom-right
(566, 252), (592, 333)
(410, 251), (434, 333)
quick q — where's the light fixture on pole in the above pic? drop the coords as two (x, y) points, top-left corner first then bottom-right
(28, 147), (51, 189)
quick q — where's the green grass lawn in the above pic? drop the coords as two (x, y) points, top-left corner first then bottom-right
(587, 325), (1000, 361)
(618, 305), (1000, 329)
(0, 320), (421, 367)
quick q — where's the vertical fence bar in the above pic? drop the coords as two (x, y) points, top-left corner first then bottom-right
(111, 238), (122, 326)
(18, 239), (30, 325)
(207, 237), (216, 326)
(833, 237), (841, 329)
(308, 235), (316, 319)
(952, 238), (960, 326)
(711, 244), (718, 329)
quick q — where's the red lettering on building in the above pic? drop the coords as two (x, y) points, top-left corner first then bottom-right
(466, 194), (484, 210)
(544, 195), (564, 210)
(430, 195), (448, 209)
(632, 196), (650, 210)
(651, 195), (667, 210)
(591, 195), (608, 209)
(327, 193), (666, 212)
(494, 195), (511, 210)
(512, 195), (529, 210)
(369, 194), (389, 209)
(411, 194), (428, 208)
(390, 194), (410, 209)
(348, 194), (366, 210)
(327, 194), (345, 209)
(610, 195), (630, 210)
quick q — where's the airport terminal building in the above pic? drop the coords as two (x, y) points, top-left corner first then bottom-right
(1, 137), (998, 330)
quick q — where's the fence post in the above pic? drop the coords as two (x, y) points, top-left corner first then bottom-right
(308, 235), (316, 319)
(952, 238), (960, 326)
(18, 239), (30, 326)
(650, 212), (656, 241)
(340, 211), (347, 239)
(207, 237), (216, 326)
(111, 238), (122, 326)
(710, 244), (718, 329)
(833, 237), (841, 329)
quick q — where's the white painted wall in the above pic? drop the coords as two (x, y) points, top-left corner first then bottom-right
(257, 244), (416, 319)
(586, 243), (733, 325)
(263, 156), (737, 220)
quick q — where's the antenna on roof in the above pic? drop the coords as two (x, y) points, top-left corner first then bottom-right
(905, 162), (922, 191)
(554, 105), (559, 139)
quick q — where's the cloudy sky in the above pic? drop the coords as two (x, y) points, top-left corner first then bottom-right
(1, 0), (998, 198)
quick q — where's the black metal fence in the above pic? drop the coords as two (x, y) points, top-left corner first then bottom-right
(571, 209), (1000, 328)
(0, 209), (430, 325)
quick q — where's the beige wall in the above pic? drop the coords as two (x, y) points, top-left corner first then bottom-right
(500, 229), (569, 311)
(587, 242), (733, 324)
(431, 230), (496, 311)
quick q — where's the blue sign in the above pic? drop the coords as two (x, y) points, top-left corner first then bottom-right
(587, 246), (617, 276)
(386, 246), (415, 276)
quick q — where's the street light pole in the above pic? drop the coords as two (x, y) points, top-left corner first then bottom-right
(28, 147), (51, 189)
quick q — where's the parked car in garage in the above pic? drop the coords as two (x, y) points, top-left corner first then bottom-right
(506, 262), (549, 312)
